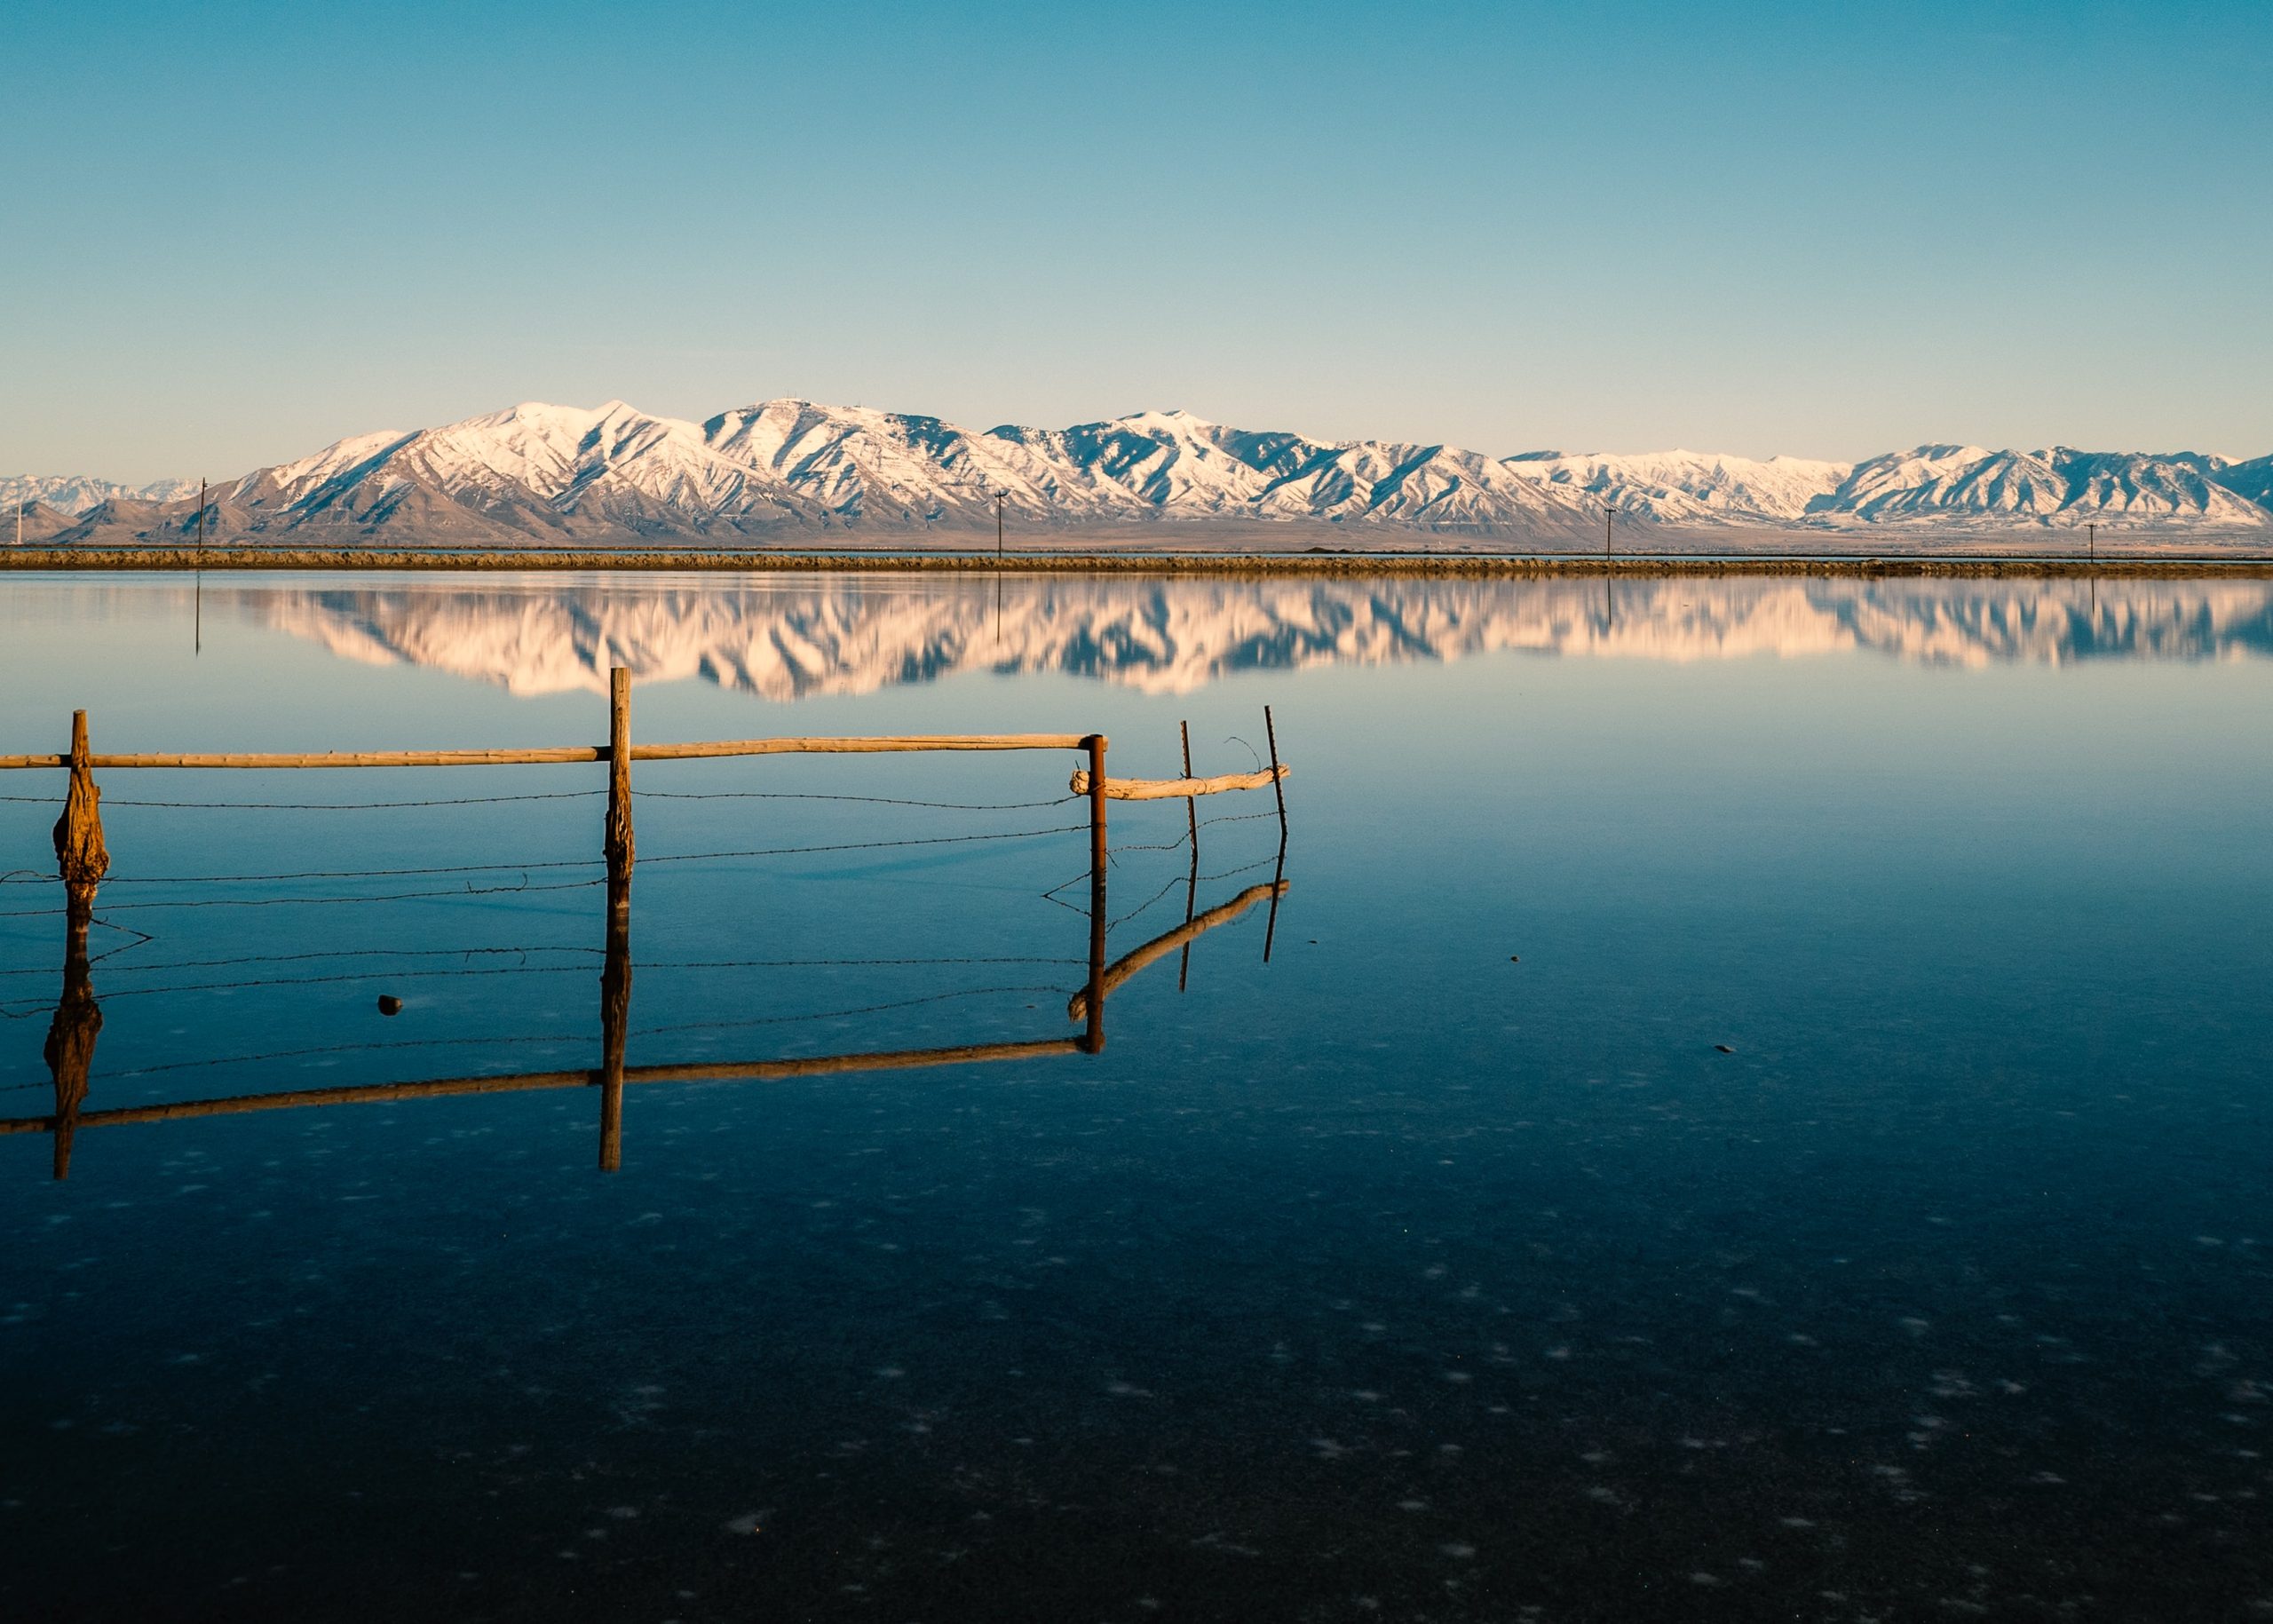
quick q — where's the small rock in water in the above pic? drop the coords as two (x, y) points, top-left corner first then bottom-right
(1714, 1043), (1734, 1054)
(377, 995), (403, 1016)
(1509, 955), (1520, 963)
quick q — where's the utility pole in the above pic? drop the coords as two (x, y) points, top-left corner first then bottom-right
(2087, 521), (2095, 565)
(1604, 501), (1613, 563)
(194, 478), (207, 655)
(995, 491), (1005, 564)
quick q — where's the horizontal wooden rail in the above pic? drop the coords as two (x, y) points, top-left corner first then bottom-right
(631, 734), (1092, 761)
(1069, 764), (1288, 800)
(0, 734), (1100, 772)
(1068, 880), (1287, 1020)
(0, 1037), (1083, 1137)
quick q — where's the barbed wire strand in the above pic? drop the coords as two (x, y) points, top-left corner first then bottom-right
(0, 822), (1089, 908)
(0, 790), (603, 811)
(0, 875), (609, 918)
(636, 788), (1081, 812)
(0, 952), (1094, 1010)
(0, 947), (1084, 981)
(88, 981), (1068, 1081)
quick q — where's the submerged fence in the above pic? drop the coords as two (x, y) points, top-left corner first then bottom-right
(0, 671), (1293, 1176)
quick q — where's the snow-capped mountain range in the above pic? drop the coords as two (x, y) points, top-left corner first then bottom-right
(14, 400), (2273, 547)
(239, 576), (2273, 701)
(2, 473), (199, 522)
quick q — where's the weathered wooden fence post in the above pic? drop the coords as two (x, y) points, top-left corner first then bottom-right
(598, 875), (631, 1172)
(604, 667), (635, 882)
(52, 709), (108, 912)
(1082, 733), (1107, 1053)
(1263, 704), (1287, 850)
(1179, 720), (1199, 854)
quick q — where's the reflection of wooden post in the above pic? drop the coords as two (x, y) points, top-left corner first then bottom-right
(598, 669), (633, 1168)
(1178, 720), (1198, 993)
(52, 710), (108, 913)
(1082, 733), (1107, 1054)
(1263, 706), (1287, 963)
(603, 668), (634, 881)
(598, 875), (631, 1172)
(1263, 845), (1286, 964)
(44, 914), (101, 1181)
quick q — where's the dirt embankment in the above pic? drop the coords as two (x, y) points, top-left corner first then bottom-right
(4, 545), (2271, 579)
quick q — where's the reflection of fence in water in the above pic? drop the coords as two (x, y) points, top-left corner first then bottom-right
(0, 673), (1292, 1177)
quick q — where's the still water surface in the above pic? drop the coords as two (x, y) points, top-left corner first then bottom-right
(4, 571), (2270, 1620)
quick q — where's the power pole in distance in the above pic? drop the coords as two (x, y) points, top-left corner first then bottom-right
(996, 491), (1005, 564)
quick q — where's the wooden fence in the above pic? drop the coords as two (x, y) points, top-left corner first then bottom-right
(0, 671), (1294, 1178)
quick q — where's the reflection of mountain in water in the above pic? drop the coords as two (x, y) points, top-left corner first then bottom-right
(247, 576), (2273, 698)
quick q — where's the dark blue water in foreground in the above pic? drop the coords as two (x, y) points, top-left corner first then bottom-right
(4, 573), (2270, 1620)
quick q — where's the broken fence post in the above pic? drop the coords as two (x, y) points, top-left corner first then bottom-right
(52, 709), (108, 913)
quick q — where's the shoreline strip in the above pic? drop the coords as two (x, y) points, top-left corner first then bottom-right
(4, 546), (2272, 579)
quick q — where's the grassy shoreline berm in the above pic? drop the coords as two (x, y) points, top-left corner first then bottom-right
(5, 546), (2271, 579)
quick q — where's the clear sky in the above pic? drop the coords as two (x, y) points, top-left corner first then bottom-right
(4, 0), (2269, 481)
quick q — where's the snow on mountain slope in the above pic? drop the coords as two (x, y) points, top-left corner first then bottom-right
(1, 473), (199, 517)
(1810, 445), (2264, 526)
(247, 576), (2273, 702)
(703, 400), (1003, 523)
(1815, 445), (2071, 520)
(4, 500), (83, 543)
(28, 401), (2273, 544)
(216, 401), (803, 538)
(2204, 452), (2273, 512)
(1502, 449), (1851, 521)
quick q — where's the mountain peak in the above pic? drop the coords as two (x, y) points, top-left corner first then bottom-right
(17, 401), (2269, 542)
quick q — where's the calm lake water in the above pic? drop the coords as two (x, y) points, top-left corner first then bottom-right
(4, 570), (2270, 1621)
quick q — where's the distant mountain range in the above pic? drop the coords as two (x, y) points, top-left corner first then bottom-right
(12, 400), (2273, 548)
(3, 474), (199, 537)
(239, 576), (2273, 700)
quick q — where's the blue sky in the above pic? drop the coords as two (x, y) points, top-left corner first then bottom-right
(4, 0), (2269, 479)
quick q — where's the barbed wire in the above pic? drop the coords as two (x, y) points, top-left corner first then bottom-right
(0, 947), (1086, 981)
(83, 979), (1070, 1082)
(0, 821), (1089, 907)
(0, 875), (608, 918)
(0, 945), (598, 979)
(636, 788), (1081, 812)
(639, 823), (1086, 866)
(1105, 868), (1192, 931)
(1104, 852), (1287, 936)
(0, 951), (1094, 1012)
(630, 983), (1066, 1040)
(0, 790), (604, 811)
(101, 857), (604, 885)
(4, 787), (1088, 813)
(94, 1028), (600, 1080)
